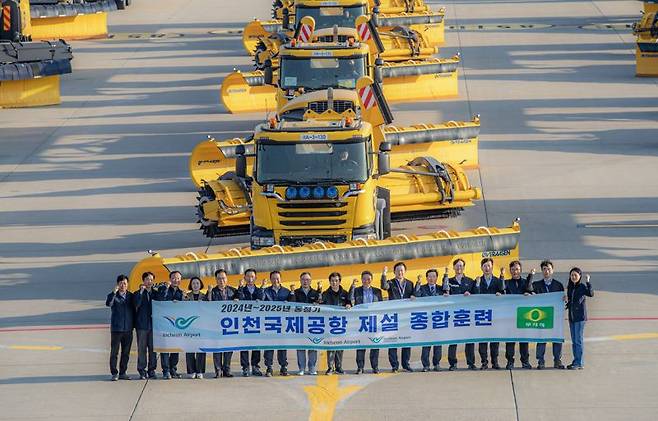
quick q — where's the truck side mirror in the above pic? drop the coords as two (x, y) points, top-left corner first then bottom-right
(371, 7), (380, 27)
(378, 151), (390, 177)
(282, 8), (290, 30)
(235, 144), (247, 179)
(374, 58), (384, 84)
(264, 59), (273, 85)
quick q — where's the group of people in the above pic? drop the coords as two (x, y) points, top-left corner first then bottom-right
(106, 258), (593, 381)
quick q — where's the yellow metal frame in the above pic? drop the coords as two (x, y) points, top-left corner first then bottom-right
(636, 48), (658, 77)
(27, 12), (108, 40)
(0, 75), (61, 108)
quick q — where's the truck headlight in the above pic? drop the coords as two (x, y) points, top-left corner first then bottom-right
(312, 186), (325, 199)
(285, 186), (298, 199)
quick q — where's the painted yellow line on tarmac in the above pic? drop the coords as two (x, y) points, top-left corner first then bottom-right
(305, 351), (363, 421)
(9, 345), (63, 351)
(610, 333), (658, 341)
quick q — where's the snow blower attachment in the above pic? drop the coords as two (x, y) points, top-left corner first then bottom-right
(22, 0), (119, 40)
(129, 220), (521, 294)
(1, 0), (73, 107)
(633, 9), (658, 76)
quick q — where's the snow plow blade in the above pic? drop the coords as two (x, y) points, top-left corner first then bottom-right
(219, 70), (277, 114)
(129, 220), (521, 292)
(0, 39), (73, 107)
(381, 56), (459, 102)
(24, 0), (116, 40)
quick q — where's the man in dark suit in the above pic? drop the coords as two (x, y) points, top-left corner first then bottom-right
(262, 270), (293, 377)
(351, 270), (383, 374)
(155, 270), (184, 379)
(106, 274), (134, 381)
(380, 262), (416, 372)
(134, 271), (156, 380)
(416, 269), (444, 371)
(208, 268), (239, 378)
(321, 272), (351, 375)
(532, 260), (566, 370)
(237, 268), (263, 377)
(503, 261), (535, 369)
(473, 258), (505, 370)
(443, 259), (477, 370)
(292, 272), (322, 375)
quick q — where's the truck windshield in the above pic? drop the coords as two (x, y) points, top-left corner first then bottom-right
(256, 140), (368, 184)
(280, 55), (366, 90)
(296, 5), (367, 29)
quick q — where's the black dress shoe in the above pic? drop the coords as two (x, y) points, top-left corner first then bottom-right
(448, 365), (457, 371)
(223, 370), (234, 378)
(279, 369), (288, 376)
(480, 364), (489, 370)
(171, 371), (182, 379)
(252, 368), (263, 376)
(242, 368), (250, 377)
(372, 368), (380, 374)
(521, 363), (532, 370)
(422, 367), (429, 372)
(336, 368), (345, 375)
(554, 362), (566, 369)
(355, 368), (364, 375)
(403, 366), (414, 373)
(536, 363), (545, 370)
(468, 365), (477, 370)
(492, 363), (502, 370)
(391, 368), (399, 373)
(433, 365), (441, 372)
(505, 362), (514, 370)
(214, 372), (222, 379)
(147, 371), (157, 379)
(265, 368), (273, 377)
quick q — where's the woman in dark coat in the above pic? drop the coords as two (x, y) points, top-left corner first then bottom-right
(566, 268), (594, 370)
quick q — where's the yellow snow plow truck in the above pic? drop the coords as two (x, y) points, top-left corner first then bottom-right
(197, 78), (481, 246)
(128, 220), (521, 294)
(221, 16), (458, 113)
(633, 8), (658, 76)
(245, 0), (445, 58)
(1, 0), (73, 107)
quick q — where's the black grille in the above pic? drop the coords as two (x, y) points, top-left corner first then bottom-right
(280, 235), (347, 247)
(308, 100), (355, 113)
(280, 220), (346, 226)
(277, 202), (347, 209)
(278, 211), (347, 218)
(316, 35), (351, 43)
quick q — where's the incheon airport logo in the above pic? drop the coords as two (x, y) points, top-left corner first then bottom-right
(516, 307), (554, 329)
(164, 315), (200, 330)
(308, 337), (323, 344)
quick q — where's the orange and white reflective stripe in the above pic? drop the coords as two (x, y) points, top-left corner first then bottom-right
(357, 23), (371, 41)
(2, 5), (11, 32)
(298, 23), (312, 42)
(358, 85), (376, 109)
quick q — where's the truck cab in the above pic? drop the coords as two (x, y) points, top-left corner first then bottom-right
(245, 112), (389, 248)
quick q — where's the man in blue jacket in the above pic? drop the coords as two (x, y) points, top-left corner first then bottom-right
(473, 258), (505, 370)
(416, 269), (445, 371)
(208, 269), (239, 378)
(503, 261), (535, 370)
(262, 270), (293, 377)
(106, 274), (134, 381)
(380, 262), (416, 372)
(156, 271), (184, 379)
(531, 260), (566, 370)
(238, 268), (264, 377)
(134, 271), (157, 379)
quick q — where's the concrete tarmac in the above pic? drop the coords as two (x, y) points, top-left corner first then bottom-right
(1, 0), (658, 420)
